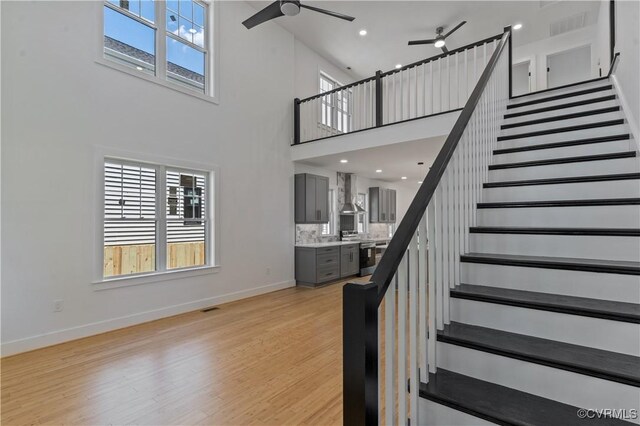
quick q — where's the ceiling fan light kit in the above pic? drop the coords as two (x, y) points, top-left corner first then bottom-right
(408, 21), (467, 53)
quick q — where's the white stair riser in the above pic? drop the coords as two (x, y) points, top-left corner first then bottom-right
(482, 180), (640, 202)
(488, 157), (639, 181)
(461, 262), (640, 303)
(419, 399), (495, 426)
(476, 205), (640, 228)
(496, 124), (628, 150)
(492, 139), (633, 164)
(469, 233), (639, 262)
(506, 88), (615, 110)
(503, 99), (619, 125)
(437, 342), (640, 421)
(499, 111), (624, 137)
(450, 298), (640, 356)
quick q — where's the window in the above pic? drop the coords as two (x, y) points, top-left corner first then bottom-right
(357, 192), (368, 233)
(103, 158), (211, 279)
(103, 0), (211, 95)
(320, 73), (351, 133)
(321, 189), (336, 235)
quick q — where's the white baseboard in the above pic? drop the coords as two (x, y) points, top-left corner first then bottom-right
(610, 74), (640, 149)
(1, 279), (295, 357)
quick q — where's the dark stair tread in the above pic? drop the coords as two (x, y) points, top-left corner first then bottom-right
(504, 94), (617, 119)
(451, 283), (640, 323)
(489, 151), (636, 170)
(484, 173), (640, 188)
(497, 119), (625, 141)
(507, 85), (613, 110)
(469, 226), (640, 236)
(460, 253), (640, 275)
(493, 134), (630, 155)
(477, 198), (640, 208)
(420, 369), (630, 426)
(437, 322), (640, 386)
(501, 106), (620, 129)
(509, 77), (609, 101)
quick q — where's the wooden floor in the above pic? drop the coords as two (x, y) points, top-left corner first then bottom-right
(1, 278), (370, 425)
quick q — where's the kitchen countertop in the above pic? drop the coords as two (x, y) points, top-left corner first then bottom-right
(295, 241), (362, 248)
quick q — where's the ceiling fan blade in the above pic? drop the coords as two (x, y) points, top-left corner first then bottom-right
(242, 1), (284, 29)
(408, 39), (436, 46)
(299, 4), (355, 22)
(441, 45), (449, 53)
(443, 21), (466, 38)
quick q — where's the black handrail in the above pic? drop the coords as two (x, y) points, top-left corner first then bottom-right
(342, 28), (512, 426)
(608, 52), (620, 77)
(369, 29), (511, 303)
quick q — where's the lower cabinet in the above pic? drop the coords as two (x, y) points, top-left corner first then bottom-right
(295, 244), (360, 287)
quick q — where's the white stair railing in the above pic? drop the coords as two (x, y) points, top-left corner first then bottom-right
(343, 27), (512, 426)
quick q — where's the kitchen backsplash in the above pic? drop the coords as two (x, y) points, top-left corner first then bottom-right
(368, 223), (393, 239)
(295, 224), (340, 244)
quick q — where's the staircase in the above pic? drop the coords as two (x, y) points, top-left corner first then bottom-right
(420, 78), (640, 424)
(342, 32), (640, 425)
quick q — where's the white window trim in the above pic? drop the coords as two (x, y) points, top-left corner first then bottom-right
(318, 71), (352, 134)
(321, 188), (337, 236)
(93, 146), (221, 289)
(95, 0), (220, 105)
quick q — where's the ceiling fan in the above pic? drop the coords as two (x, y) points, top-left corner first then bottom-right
(408, 21), (467, 53)
(243, 0), (355, 29)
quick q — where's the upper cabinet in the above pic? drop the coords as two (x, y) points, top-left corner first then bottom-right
(295, 173), (330, 224)
(369, 187), (397, 223)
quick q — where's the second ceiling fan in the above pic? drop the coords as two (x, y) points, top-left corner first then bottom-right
(408, 21), (467, 53)
(243, 1), (355, 29)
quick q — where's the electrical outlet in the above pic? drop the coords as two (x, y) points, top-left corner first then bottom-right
(53, 299), (64, 312)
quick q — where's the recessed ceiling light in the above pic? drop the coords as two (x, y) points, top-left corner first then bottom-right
(375, 169), (382, 173)
(434, 39), (446, 48)
(340, 159), (348, 163)
(189, 28), (197, 34)
(418, 181), (423, 184)
(513, 23), (523, 30)
(136, 66), (143, 71)
(359, 29), (367, 36)
(401, 176), (407, 180)
(395, 64), (402, 69)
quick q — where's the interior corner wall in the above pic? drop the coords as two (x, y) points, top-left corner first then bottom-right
(1, 1), (296, 355)
(594, 0), (612, 76)
(293, 38), (356, 100)
(612, 0), (640, 142)
(513, 25), (600, 92)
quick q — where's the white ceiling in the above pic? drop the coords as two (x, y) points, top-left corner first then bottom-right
(245, 0), (601, 78)
(296, 136), (447, 184)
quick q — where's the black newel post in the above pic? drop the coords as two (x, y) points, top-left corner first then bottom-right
(504, 26), (513, 99)
(294, 98), (301, 145)
(343, 282), (379, 426)
(375, 71), (383, 127)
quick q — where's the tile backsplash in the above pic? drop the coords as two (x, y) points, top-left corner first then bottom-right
(295, 224), (339, 244)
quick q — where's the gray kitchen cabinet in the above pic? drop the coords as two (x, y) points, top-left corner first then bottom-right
(295, 244), (359, 286)
(369, 187), (397, 223)
(340, 244), (359, 277)
(295, 173), (329, 223)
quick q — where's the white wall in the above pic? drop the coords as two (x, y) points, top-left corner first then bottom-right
(1, 1), (298, 355)
(514, 25), (600, 92)
(612, 0), (640, 142)
(594, 0), (611, 77)
(294, 38), (356, 100)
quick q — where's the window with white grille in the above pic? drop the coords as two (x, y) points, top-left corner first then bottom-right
(103, 159), (210, 279)
(320, 73), (351, 133)
(321, 188), (335, 235)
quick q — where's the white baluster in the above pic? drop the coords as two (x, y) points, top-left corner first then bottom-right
(437, 58), (442, 113)
(409, 233), (419, 426)
(434, 185), (444, 330)
(427, 200), (437, 373)
(422, 63), (427, 117)
(385, 273), (397, 426)
(430, 61), (434, 115)
(397, 254), (408, 425)
(418, 212), (428, 383)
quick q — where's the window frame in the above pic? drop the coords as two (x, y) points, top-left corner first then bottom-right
(318, 72), (352, 134)
(357, 192), (368, 234)
(93, 147), (220, 290)
(96, 0), (219, 104)
(321, 188), (336, 236)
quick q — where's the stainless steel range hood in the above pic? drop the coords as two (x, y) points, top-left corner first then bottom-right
(340, 173), (366, 215)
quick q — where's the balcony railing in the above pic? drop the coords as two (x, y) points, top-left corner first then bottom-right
(293, 33), (505, 145)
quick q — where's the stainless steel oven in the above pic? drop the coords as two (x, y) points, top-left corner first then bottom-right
(359, 242), (376, 276)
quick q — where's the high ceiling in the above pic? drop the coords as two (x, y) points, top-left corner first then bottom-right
(245, 0), (602, 78)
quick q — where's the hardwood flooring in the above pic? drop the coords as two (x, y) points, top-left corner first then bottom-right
(1, 278), (370, 425)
